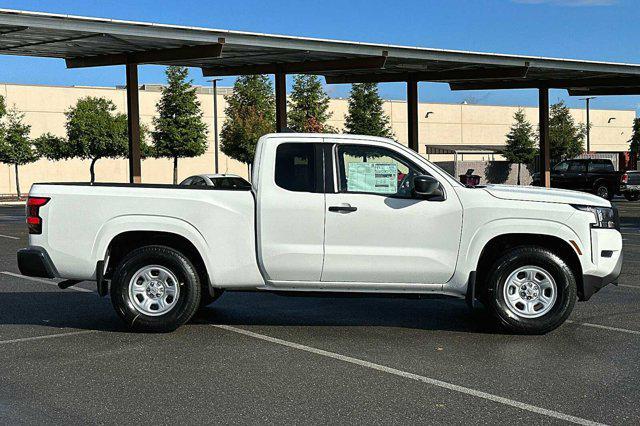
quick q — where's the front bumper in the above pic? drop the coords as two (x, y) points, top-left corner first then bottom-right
(17, 247), (58, 279)
(581, 252), (623, 301)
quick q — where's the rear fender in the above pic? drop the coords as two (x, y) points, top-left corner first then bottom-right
(91, 215), (214, 284)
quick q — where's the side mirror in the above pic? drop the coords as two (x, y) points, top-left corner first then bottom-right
(413, 175), (441, 197)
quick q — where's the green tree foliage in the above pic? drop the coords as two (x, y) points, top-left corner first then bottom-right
(344, 83), (393, 138)
(67, 97), (132, 183)
(629, 118), (640, 168)
(152, 66), (208, 184)
(287, 75), (334, 133)
(549, 101), (586, 161)
(220, 75), (275, 167)
(35, 97), (147, 184)
(0, 103), (40, 197)
(502, 108), (538, 185)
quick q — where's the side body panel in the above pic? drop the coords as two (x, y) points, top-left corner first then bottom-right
(28, 184), (263, 287)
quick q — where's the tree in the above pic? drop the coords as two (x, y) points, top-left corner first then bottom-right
(66, 97), (136, 183)
(629, 118), (640, 169)
(0, 105), (40, 197)
(502, 109), (538, 185)
(152, 66), (208, 184)
(344, 83), (393, 138)
(287, 75), (334, 133)
(220, 75), (275, 167)
(36, 99), (149, 183)
(549, 101), (585, 161)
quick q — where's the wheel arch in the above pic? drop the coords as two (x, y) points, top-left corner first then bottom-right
(475, 233), (585, 300)
(104, 230), (214, 298)
(92, 215), (215, 291)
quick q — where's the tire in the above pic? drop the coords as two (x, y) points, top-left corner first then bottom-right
(594, 182), (613, 200)
(110, 245), (201, 332)
(624, 192), (640, 202)
(484, 246), (577, 335)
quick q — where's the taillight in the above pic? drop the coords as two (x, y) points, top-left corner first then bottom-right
(622, 173), (629, 184)
(26, 197), (50, 234)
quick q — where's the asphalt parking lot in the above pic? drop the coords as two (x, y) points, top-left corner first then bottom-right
(0, 201), (639, 425)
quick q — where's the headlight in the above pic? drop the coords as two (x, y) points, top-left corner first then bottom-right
(572, 205), (619, 230)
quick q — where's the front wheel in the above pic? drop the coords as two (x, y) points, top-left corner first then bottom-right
(110, 245), (201, 332)
(485, 246), (577, 334)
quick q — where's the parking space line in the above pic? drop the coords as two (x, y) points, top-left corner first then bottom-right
(0, 330), (96, 345)
(617, 284), (640, 289)
(566, 320), (640, 336)
(0, 234), (19, 240)
(0, 271), (94, 293)
(214, 324), (604, 426)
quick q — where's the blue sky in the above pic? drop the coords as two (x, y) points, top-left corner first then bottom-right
(0, 0), (637, 113)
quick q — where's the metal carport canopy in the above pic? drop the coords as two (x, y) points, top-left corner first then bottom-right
(0, 8), (639, 186)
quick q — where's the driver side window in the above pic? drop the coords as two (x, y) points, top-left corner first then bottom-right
(336, 144), (425, 198)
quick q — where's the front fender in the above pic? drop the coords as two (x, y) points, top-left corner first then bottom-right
(446, 217), (586, 295)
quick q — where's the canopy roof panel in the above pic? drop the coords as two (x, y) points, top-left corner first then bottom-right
(0, 8), (639, 93)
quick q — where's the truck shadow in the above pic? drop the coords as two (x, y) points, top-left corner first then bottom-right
(0, 290), (501, 334)
(0, 291), (125, 332)
(195, 292), (502, 335)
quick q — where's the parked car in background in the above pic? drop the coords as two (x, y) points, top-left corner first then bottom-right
(532, 158), (623, 200)
(620, 170), (640, 201)
(17, 134), (622, 335)
(180, 174), (251, 190)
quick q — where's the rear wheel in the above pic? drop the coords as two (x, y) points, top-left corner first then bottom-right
(624, 192), (639, 202)
(484, 246), (576, 334)
(110, 245), (201, 332)
(594, 182), (613, 200)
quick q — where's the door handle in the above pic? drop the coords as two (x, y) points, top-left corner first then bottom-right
(329, 205), (357, 213)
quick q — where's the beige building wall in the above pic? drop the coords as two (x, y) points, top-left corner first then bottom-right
(0, 82), (635, 194)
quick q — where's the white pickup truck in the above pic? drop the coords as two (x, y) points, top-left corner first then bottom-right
(17, 133), (623, 334)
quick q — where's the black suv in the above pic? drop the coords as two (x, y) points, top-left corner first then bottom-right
(532, 158), (623, 200)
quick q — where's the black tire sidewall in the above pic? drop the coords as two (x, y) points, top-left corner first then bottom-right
(110, 245), (201, 332)
(594, 182), (612, 200)
(487, 247), (576, 334)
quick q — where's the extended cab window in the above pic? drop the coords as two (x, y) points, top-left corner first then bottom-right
(337, 145), (424, 198)
(588, 160), (614, 172)
(567, 161), (586, 172)
(275, 143), (318, 192)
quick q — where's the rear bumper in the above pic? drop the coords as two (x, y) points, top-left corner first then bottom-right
(17, 247), (58, 279)
(581, 252), (623, 301)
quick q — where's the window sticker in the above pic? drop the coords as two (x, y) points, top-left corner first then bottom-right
(346, 162), (398, 194)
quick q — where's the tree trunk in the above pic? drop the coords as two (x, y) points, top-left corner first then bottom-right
(517, 163), (521, 186)
(90, 157), (99, 184)
(14, 164), (20, 199)
(173, 157), (178, 185)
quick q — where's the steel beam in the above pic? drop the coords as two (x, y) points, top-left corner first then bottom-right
(275, 71), (287, 132)
(66, 40), (225, 68)
(324, 66), (529, 84)
(126, 63), (142, 184)
(568, 87), (640, 96)
(539, 88), (550, 188)
(202, 54), (387, 77)
(450, 76), (640, 91)
(407, 79), (419, 153)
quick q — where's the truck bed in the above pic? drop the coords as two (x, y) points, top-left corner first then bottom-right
(27, 182), (264, 287)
